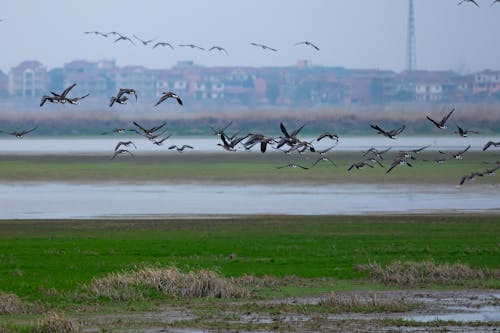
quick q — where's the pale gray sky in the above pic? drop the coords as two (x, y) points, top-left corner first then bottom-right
(1, 0), (499, 73)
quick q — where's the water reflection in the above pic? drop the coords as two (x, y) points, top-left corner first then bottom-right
(0, 136), (498, 154)
(0, 182), (498, 219)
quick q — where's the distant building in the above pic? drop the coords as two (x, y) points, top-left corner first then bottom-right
(0, 70), (8, 97)
(473, 70), (500, 98)
(8, 60), (48, 98)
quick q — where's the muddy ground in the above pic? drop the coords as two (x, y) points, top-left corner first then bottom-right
(79, 289), (500, 333)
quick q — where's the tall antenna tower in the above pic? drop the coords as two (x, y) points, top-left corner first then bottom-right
(406, 0), (416, 71)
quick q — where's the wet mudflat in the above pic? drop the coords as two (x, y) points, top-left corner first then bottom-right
(0, 182), (498, 219)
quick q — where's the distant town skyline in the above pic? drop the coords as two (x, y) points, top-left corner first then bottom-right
(1, 1), (500, 73)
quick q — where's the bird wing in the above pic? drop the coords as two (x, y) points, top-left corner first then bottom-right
(154, 95), (168, 107)
(280, 122), (291, 138)
(370, 124), (384, 133)
(482, 141), (493, 151)
(291, 124), (305, 137)
(19, 126), (38, 136)
(426, 116), (441, 128)
(385, 162), (399, 174)
(60, 83), (77, 98)
(442, 108), (455, 125)
(460, 145), (471, 154)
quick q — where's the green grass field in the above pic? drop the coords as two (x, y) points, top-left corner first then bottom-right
(0, 215), (498, 305)
(0, 151), (498, 184)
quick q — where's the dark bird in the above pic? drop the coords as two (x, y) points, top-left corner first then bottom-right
(113, 35), (135, 45)
(244, 133), (276, 153)
(110, 149), (135, 160)
(84, 31), (108, 37)
(386, 157), (412, 174)
(276, 163), (309, 170)
(151, 135), (172, 146)
(363, 157), (384, 168)
(439, 145), (471, 160)
(107, 31), (123, 37)
(114, 141), (137, 151)
(294, 41), (320, 51)
(455, 125), (479, 137)
(178, 43), (205, 50)
(250, 42), (277, 52)
(426, 109), (455, 129)
(101, 128), (132, 135)
(485, 165), (500, 176)
(152, 42), (174, 50)
(208, 46), (228, 54)
(217, 133), (247, 152)
(347, 160), (374, 171)
(40, 95), (61, 107)
(154, 91), (183, 107)
(0, 126), (38, 138)
(370, 124), (405, 139)
(316, 132), (339, 142)
(133, 121), (167, 137)
(109, 95), (129, 107)
(482, 141), (500, 151)
(133, 34), (156, 46)
(492, 0), (500, 5)
(311, 156), (337, 168)
(458, 171), (483, 187)
(110, 88), (137, 107)
(168, 144), (194, 152)
(43, 83), (77, 105)
(64, 93), (90, 105)
(209, 121), (233, 137)
(362, 147), (391, 159)
(458, 0), (480, 6)
(116, 88), (137, 100)
(276, 122), (305, 149)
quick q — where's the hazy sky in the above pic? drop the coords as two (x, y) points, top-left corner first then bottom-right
(1, 0), (499, 73)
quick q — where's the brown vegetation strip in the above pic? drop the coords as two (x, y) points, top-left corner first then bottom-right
(358, 260), (500, 287)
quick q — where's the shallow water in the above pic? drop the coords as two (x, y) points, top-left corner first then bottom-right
(0, 136), (497, 154)
(0, 182), (498, 219)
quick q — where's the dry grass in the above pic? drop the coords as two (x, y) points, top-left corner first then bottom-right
(0, 292), (25, 315)
(358, 260), (500, 287)
(318, 291), (413, 313)
(85, 266), (251, 301)
(33, 312), (79, 333)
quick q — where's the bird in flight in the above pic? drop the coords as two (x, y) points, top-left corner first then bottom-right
(208, 46), (228, 55)
(426, 109), (455, 129)
(153, 42), (174, 50)
(0, 126), (38, 138)
(457, 171), (483, 187)
(458, 0), (480, 6)
(178, 44), (205, 50)
(115, 141), (137, 151)
(110, 149), (135, 160)
(439, 145), (471, 160)
(154, 92), (183, 107)
(454, 125), (479, 137)
(482, 141), (500, 151)
(64, 93), (90, 105)
(370, 124), (405, 139)
(110, 88), (137, 107)
(113, 35), (135, 45)
(109, 95), (129, 107)
(276, 163), (309, 170)
(294, 41), (320, 51)
(492, 0), (500, 5)
(250, 42), (277, 52)
(168, 144), (194, 152)
(84, 31), (108, 38)
(133, 35), (156, 46)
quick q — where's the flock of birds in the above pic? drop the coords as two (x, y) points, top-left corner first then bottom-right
(84, 29), (320, 54)
(2, 5), (499, 189)
(3, 95), (500, 187)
